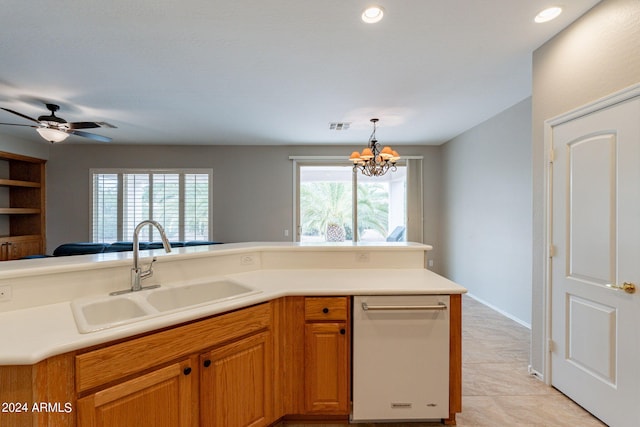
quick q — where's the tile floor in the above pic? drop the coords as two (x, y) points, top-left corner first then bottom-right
(455, 295), (605, 427)
(281, 295), (606, 427)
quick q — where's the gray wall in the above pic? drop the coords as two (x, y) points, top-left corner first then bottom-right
(531, 0), (640, 374)
(0, 134), (50, 160)
(441, 98), (532, 325)
(46, 144), (443, 270)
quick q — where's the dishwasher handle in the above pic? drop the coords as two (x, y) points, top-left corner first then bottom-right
(361, 301), (447, 311)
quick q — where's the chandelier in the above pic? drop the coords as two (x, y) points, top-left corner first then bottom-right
(349, 118), (400, 177)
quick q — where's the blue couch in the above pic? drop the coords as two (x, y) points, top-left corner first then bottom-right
(49, 241), (222, 257)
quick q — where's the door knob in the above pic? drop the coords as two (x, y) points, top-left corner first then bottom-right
(606, 282), (636, 294)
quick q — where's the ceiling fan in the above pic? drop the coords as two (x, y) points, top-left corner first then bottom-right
(0, 103), (116, 143)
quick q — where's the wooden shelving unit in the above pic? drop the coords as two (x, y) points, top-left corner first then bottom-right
(0, 151), (46, 261)
(0, 208), (41, 214)
(0, 178), (41, 188)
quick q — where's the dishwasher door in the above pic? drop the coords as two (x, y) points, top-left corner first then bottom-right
(351, 295), (450, 422)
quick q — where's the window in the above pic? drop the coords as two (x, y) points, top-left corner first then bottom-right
(91, 169), (212, 243)
(296, 164), (408, 242)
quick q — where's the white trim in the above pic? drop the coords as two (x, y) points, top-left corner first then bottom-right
(528, 365), (544, 382)
(289, 156), (351, 161)
(288, 155), (424, 160)
(541, 82), (640, 385)
(117, 173), (124, 241)
(352, 169), (359, 242)
(178, 174), (185, 241)
(207, 172), (214, 243)
(90, 168), (211, 174)
(292, 160), (299, 242)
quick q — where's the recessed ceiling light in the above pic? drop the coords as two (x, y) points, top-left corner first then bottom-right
(362, 6), (384, 24)
(534, 6), (562, 23)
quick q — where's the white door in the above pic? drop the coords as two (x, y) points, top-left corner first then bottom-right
(551, 97), (640, 427)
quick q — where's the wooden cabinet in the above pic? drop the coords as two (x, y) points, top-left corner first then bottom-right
(0, 151), (46, 260)
(74, 302), (273, 427)
(303, 297), (350, 415)
(200, 331), (273, 427)
(0, 235), (42, 260)
(0, 294), (461, 426)
(304, 322), (349, 414)
(77, 358), (196, 427)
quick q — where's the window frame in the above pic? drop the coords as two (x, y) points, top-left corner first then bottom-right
(291, 158), (412, 243)
(89, 168), (213, 243)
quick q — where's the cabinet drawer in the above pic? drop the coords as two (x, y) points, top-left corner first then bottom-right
(304, 297), (348, 321)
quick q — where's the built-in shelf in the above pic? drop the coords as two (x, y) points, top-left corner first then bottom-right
(0, 208), (41, 214)
(0, 178), (41, 188)
(0, 150), (46, 260)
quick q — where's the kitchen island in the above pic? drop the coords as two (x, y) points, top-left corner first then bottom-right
(0, 242), (466, 426)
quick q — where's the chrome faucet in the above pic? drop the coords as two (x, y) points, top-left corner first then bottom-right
(131, 220), (172, 291)
(111, 220), (172, 295)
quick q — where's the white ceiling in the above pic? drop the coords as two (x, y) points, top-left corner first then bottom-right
(1, 0), (600, 146)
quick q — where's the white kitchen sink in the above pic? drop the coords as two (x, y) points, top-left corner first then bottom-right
(72, 296), (150, 333)
(146, 281), (260, 312)
(71, 279), (261, 333)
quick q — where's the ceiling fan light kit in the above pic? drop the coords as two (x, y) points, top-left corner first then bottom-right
(0, 103), (116, 143)
(36, 127), (70, 143)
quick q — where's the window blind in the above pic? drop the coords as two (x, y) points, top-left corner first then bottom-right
(91, 169), (212, 243)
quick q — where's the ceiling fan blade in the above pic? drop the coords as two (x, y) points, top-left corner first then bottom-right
(96, 121), (117, 129)
(1, 108), (41, 124)
(0, 122), (38, 127)
(71, 130), (112, 142)
(69, 121), (101, 130)
(69, 121), (118, 130)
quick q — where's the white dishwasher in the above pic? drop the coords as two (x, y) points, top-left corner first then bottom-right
(351, 295), (450, 422)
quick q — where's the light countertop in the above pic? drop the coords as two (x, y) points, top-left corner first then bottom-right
(1, 243), (466, 365)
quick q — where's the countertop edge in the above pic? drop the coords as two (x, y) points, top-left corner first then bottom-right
(1, 268), (465, 365)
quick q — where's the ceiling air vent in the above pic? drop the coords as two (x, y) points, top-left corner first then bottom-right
(329, 122), (351, 131)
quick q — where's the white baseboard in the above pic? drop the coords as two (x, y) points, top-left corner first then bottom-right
(466, 293), (532, 329)
(528, 365), (544, 381)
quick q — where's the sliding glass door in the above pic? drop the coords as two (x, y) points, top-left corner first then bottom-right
(297, 164), (407, 242)
(356, 169), (407, 242)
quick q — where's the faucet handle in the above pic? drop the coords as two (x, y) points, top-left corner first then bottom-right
(140, 257), (158, 279)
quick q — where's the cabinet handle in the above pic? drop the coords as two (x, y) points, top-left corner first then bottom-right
(203, 359), (212, 368)
(183, 367), (192, 376)
(322, 307), (329, 314)
(340, 328), (346, 335)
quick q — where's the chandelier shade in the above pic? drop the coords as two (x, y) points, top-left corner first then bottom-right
(349, 118), (400, 177)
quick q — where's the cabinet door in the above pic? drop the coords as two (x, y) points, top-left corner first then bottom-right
(0, 242), (7, 261)
(77, 359), (195, 427)
(200, 331), (273, 427)
(304, 322), (349, 414)
(3, 236), (42, 260)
